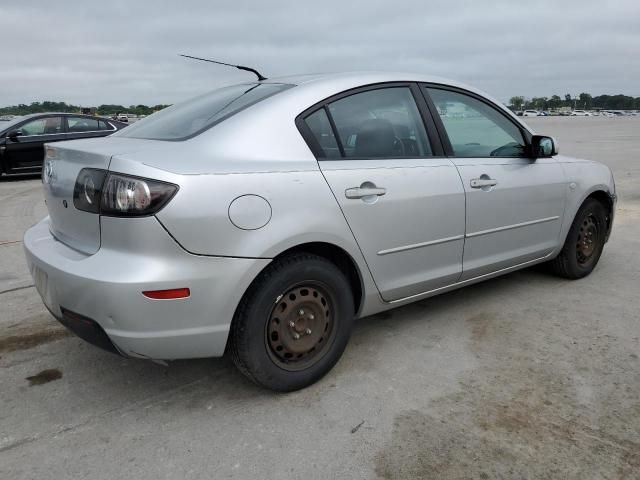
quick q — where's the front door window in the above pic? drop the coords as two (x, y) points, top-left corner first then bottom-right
(19, 117), (63, 136)
(427, 88), (525, 157)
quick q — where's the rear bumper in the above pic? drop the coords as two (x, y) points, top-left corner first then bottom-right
(24, 216), (270, 359)
(58, 308), (120, 355)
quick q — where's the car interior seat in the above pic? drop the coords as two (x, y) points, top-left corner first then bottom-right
(393, 124), (419, 155)
(44, 119), (60, 134)
(354, 118), (396, 157)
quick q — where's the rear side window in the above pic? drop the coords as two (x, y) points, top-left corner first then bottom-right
(303, 109), (341, 158)
(116, 83), (292, 141)
(98, 120), (115, 131)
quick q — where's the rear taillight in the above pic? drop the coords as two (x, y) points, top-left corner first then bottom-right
(101, 173), (178, 216)
(73, 169), (107, 213)
(73, 169), (178, 216)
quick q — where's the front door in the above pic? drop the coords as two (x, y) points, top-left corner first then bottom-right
(4, 116), (65, 173)
(300, 85), (466, 301)
(425, 87), (566, 280)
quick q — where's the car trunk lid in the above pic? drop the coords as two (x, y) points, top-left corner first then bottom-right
(43, 137), (158, 254)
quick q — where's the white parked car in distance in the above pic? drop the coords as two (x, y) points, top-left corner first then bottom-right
(571, 110), (592, 116)
(522, 110), (541, 117)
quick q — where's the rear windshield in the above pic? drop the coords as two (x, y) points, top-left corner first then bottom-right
(115, 83), (292, 141)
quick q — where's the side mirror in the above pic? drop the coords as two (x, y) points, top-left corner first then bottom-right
(530, 135), (558, 158)
(7, 130), (22, 141)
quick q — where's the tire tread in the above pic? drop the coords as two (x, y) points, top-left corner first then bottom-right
(549, 198), (606, 279)
(228, 252), (344, 390)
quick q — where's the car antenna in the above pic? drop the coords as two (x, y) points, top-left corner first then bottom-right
(179, 54), (267, 81)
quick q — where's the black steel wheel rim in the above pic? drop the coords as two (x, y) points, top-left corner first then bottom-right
(265, 282), (337, 371)
(576, 214), (600, 265)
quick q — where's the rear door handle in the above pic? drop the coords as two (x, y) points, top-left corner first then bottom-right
(345, 186), (387, 199)
(470, 178), (498, 188)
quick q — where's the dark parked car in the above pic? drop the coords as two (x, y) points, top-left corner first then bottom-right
(0, 113), (126, 175)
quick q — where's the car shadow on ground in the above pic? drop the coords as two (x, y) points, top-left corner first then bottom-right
(15, 265), (562, 410)
(0, 173), (41, 182)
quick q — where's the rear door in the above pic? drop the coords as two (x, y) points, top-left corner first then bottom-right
(423, 86), (566, 280)
(4, 115), (65, 172)
(299, 84), (466, 302)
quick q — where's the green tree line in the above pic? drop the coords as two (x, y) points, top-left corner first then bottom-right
(508, 93), (640, 111)
(0, 101), (170, 116)
(3, 93), (638, 117)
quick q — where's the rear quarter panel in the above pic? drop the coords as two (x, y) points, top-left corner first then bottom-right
(149, 168), (382, 317)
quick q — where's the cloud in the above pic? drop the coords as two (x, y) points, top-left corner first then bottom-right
(2, 0), (639, 106)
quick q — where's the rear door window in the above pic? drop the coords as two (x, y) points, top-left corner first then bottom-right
(116, 83), (292, 141)
(326, 87), (432, 158)
(67, 116), (100, 133)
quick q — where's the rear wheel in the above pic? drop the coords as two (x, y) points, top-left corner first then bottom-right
(549, 198), (608, 279)
(228, 253), (355, 391)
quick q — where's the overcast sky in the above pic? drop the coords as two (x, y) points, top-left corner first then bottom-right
(3, 0), (639, 107)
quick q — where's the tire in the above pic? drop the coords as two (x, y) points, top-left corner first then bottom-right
(228, 253), (355, 392)
(549, 198), (608, 279)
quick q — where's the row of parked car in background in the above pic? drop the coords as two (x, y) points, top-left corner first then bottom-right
(518, 109), (639, 117)
(108, 113), (146, 123)
(0, 113), (129, 175)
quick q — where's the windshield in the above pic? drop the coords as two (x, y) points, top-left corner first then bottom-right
(115, 83), (293, 141)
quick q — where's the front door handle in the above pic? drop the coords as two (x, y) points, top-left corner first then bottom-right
(470, 178), (498, 189)
(345, 186), (387, 199)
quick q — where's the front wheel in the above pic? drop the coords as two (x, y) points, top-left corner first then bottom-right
(228, 253), (355, 391)
(549, 198), (608, 279)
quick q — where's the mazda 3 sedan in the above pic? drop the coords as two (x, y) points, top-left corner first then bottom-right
(0, 113), (126, 175)
(24, 72), (616, 391)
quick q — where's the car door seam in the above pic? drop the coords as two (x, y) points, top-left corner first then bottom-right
(315, 165), (385, 297)
(451, 159), (467, 283)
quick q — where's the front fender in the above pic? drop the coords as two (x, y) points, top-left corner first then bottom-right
(554, 158), (616, 254)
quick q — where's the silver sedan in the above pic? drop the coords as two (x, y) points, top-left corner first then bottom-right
(24, 72), (616, 391)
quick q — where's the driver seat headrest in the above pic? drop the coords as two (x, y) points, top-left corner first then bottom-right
(355, 118), (395, 157)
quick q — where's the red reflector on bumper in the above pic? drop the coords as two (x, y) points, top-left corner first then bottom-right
(142, 288), (190, 299)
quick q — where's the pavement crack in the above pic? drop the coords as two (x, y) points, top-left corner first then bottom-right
(0, 240), (23, 246)
(0, 284), (35, 295)
(0, 375), (211, 453)
(0, 436), (38, 453)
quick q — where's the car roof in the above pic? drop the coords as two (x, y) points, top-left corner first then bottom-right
(269, 71), (470, 88)
(15, 112), (104, 119)
(268, 71), (491, 97)
(0, 112), (124, 134)
(264, 71), (511, 117)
